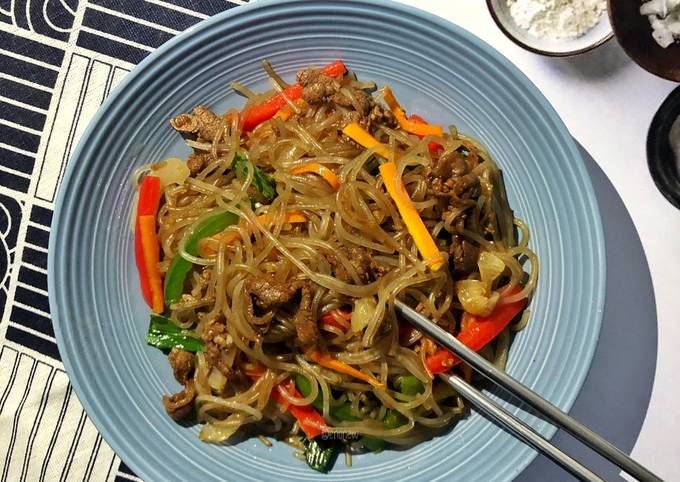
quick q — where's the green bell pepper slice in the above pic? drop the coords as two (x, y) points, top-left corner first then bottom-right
(164, 210), (239, 306)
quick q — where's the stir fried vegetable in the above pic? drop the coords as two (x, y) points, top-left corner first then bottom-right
(150, 157), (190, 188)
(201, 211), (307, 256)
(408, 114), (444, 154)
(341, 122), (391, 159)
(350, 297), (376, 333)
(232, 153), (277, 201)
(290, 162), (341, 191)
(138, 215), (164, 313)
(307, 350), (385, 389)
(164, 211), (240, 306)
(145, 315), (204, 352)
(247, 370), (329, 440)
(295, 374), (389, 455)
(381, 86), (444, 137)
(320, 307), (352, 332)
(379, 161), (444, 271)
(134, 176), (162, 309)
(382, 408), (407, 430)
(275, 379), (329, 439)
(240, 60), (347, 131)
(399, 375), (425, 396)
(294, 374), (358, 421)
(301, 435), (340, 473)
(341, 122), (444, 271)
(426, 287), (527, 375)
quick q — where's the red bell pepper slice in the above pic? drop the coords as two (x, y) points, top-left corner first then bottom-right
(274, 380), (329, 439)
(246, 367), (329, 439)
(408, 114), (444, 154)
(426, 287), (527, 375)
(240, 60), (347, 131)
(320, 307), (352, 332)
(135, 176), (161, 308)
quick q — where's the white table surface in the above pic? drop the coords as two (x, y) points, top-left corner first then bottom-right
(395, 1), (679, 480)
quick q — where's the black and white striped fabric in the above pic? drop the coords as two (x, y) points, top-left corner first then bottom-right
(0, 2), (243, 480)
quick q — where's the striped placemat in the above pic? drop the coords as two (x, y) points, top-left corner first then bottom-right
(0, 2), (244, 480)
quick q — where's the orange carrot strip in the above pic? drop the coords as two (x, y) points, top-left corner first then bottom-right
(341, 122), (391, 159)
(290, 163), (341, 191)
(138, 215), (164, 313)
(379, 162), (444, 271)
(307, 350), (385, 389)
(276, 99), (308, 121)
(381, 86), (444, 137)
(341, 122), (443, 271)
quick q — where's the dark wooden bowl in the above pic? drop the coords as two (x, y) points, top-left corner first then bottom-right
(609, 0), (680, 81)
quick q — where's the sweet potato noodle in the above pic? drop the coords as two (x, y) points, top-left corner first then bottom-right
(133, 60), (538, 471)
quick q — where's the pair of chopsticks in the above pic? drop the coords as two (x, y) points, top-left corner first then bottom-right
(394, 300), (663, 482)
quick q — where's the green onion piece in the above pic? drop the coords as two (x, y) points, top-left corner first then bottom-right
(302, 435), (339, 473)
(383, 409), (406, 430)
(331, 403), (359, 422)
(232, 153), (277, 202)
(295, 374), (323, 411)
(364, 157), (380, 174)
(400, 375), (425, 396)
(360, 408), (407, 452)
(294, 374), (345, 413)
(145, 315), (203, 352)
(360, 437), (387, 452)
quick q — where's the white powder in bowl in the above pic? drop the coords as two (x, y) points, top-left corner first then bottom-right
(507, 0), (607, 39)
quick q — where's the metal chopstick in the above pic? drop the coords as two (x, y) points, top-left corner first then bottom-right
(394, 300), (663, 482)
(440, 373), (602, 482)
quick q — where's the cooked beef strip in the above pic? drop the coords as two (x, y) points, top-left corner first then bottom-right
(331, 88), (371, 116)
(426, 150), (479, 199)
(167, 348), (195, 385)
(244, 276), (319, 345)
(201, 317), (233, 378)
(366, 102), (397, 131)
(170, 105), (225, 142)
(327, 245), (385, 284)
(449, 234), (479, 275)
(424, 150), (483, 275)
(297, 67), (396, 134)
(246, 276), (306, 311)
(341, 110), (362, 128)
(297, 68), (341, 104)
(292, 284), (318, 346)
(186, 152), (213, 176)
(163, 379), (196, 421)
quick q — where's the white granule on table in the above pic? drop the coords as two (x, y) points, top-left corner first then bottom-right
(507, 0), (607, 39)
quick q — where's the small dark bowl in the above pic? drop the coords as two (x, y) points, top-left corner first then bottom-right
(487, 0), (613, 57)
(648, 86), (680, 209)
(609, 0), (680, 81)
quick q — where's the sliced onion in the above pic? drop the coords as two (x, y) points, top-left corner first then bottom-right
(207, 367), (227, 392)
(352, 296), (377, 333)
(478, 251), (505, 289)
(150, 157), (190, 189)
(456, 279), (499, 317)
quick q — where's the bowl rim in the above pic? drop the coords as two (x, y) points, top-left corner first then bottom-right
(486, 0), (614, 57)
(48, 0), (607, 480)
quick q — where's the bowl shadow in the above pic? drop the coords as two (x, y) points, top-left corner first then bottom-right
(513, 142), (658, 480)
(542, 38), (631, 80)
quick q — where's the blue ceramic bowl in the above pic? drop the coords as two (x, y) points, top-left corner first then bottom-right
(49, 1), (606, 480)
